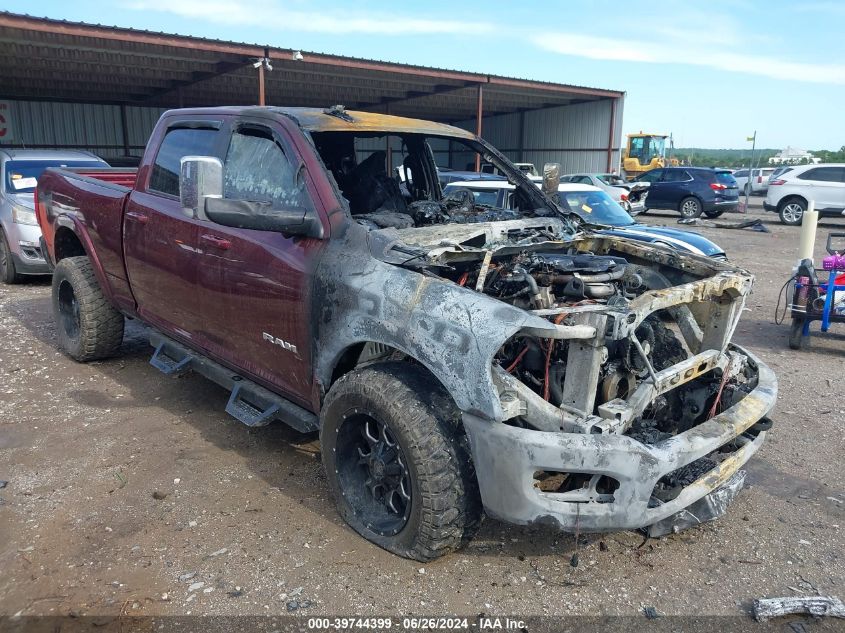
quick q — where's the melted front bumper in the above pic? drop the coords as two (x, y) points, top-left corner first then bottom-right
(463, 345), (776, 532)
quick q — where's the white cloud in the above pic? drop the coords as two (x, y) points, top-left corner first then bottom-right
(531, 32), (845, 85)
(126, 0), (496, 35)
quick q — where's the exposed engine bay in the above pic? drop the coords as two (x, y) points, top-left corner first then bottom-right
(434, 239), (756, 432)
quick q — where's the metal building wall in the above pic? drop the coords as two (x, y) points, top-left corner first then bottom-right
(454, 97), (625, 174)
(1, 99), (165, 161)
(355, 135), (455, 173)
(0, 97), (624, 172)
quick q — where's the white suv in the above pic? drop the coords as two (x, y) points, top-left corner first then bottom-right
(764, 163), (845, 225)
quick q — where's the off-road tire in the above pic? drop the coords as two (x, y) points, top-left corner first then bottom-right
(788, 317), (806, 350)
(320, 362), (482, 561)
(704, 208), (725, 218)
(779, 198), (806, 226)
(0, 230), (22, 284)
(52, 256), (124, 361)
(679, 196), (703, 219)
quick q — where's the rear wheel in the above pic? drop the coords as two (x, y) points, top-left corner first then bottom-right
(321, 362), (482, 561)
(788, 317), (807, 350)
(0, 231), (22, 284)
(744, 183), (752, 196)
(679, 196), (703, 219)
(704, 208), (725, 218)
(52, 256), (124, 361)
(779, 199), (806, 226)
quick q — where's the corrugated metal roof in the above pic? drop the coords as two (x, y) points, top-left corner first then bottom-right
(0, 12), (623, 122)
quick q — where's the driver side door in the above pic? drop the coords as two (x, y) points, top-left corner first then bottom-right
(194, 119), (327, 407)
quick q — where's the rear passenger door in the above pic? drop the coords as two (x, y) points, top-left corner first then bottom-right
(798, 167), (845, 210)
(194, 118), (327, 406)
(124, 119), (228, 339)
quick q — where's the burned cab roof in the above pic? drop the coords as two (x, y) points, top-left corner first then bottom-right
(160, 106), (476, 139)
(271, 107), (476, 138)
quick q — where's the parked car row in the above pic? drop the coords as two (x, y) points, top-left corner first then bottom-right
(5, 145), (840, 292)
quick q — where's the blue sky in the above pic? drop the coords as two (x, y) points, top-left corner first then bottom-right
(7, 0), (845, 149)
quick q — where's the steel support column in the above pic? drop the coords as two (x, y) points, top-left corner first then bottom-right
(607, 97), (617, 172)
(119, 104), (129, 156)
(474, 83), (484, 172)
(385, 102), (392, 173)
(518, 110), (525, 163)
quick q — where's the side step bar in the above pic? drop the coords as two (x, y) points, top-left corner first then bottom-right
(148, 331), (318, 433)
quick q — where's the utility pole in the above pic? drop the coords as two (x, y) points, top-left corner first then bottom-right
(744, 131), (756, 214)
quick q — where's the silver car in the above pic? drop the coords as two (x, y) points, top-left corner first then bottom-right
(562, 172), (644, 213)
(1, 149), (109, 283)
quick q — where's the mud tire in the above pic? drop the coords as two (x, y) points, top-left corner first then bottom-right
(52, 256), (124, 361)
(320, 362), (482, 561)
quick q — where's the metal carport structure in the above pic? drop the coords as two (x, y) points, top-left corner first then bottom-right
(0, 12), (625, 171)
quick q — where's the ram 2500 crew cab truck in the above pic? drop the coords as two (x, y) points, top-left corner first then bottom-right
(36, 106), (777, 560)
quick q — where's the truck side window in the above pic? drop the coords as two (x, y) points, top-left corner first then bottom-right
(149, 127), (219, 197)
(224, 128), (310, 210)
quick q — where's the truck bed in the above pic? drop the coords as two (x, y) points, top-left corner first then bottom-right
(37, 167), (138, 311)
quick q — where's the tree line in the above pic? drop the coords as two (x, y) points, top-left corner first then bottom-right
(670, 146), (845, 168)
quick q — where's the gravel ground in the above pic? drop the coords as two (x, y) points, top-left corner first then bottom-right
(0, 201), (843, 620)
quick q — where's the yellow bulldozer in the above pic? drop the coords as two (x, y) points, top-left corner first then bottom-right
(622, 133), (679, 180)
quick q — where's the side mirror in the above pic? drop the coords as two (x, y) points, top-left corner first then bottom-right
(204, 198), (323, 239)
(542, 163), (561, 195)
(180, 156), (223, 219)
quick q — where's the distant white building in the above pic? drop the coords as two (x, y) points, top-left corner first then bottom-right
(769, 146), (820, 165)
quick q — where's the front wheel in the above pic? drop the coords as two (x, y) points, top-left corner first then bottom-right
(52, 256), (125, 361)
(0, 231), (22, 284)
(788, 317), (807, 350)
(779, 199), (806, 226)
(320, 362), (482, 561)
(679, 196), (703, 219)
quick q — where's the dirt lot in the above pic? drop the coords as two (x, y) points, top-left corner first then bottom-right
(1, 201), (843, 620)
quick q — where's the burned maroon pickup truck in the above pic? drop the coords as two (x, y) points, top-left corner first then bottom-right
(36, 106), (776, 560)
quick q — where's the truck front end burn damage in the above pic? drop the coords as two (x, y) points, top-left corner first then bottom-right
(437, 235), (778, 534)
(464, 345), (774, 532)
(318, 220), (777, 535)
